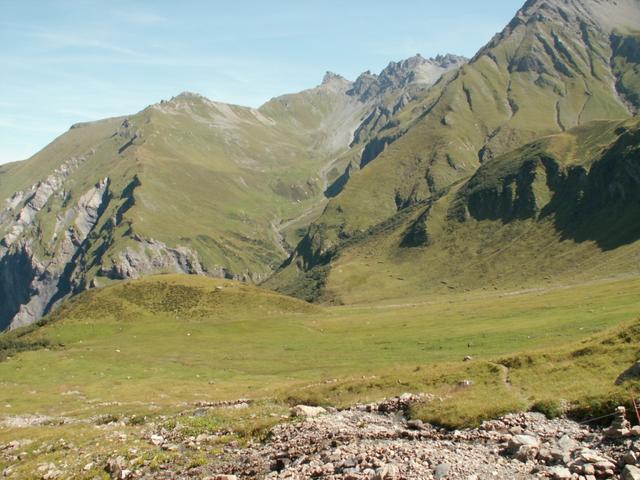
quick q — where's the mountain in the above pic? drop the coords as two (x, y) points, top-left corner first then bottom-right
(3, 2), (640, 476)
(0, 54), (465, 330)
(3, 0), (640, 331)
(269, 0), (640, 297)
(274, 117), (640, 303)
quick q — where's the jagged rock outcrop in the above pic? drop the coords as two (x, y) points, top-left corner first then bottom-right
(1, 155), (89, 248)
(348, 54), (467, 102)
(0, 173), (111, 330)
(100, 237), (206, 280)
(347, 54), (466, 150)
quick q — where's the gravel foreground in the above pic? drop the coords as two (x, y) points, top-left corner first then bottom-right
(128, 395), (640, 480)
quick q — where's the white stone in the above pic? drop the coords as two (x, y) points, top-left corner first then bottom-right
(291, 405), (327, 417)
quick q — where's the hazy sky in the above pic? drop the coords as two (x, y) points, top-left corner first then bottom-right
(0, 0), (523, 165)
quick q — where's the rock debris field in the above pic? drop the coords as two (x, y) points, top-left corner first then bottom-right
(120, 395), (640, 480)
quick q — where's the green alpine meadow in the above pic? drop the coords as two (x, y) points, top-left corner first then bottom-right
(1, 0), (640, 478)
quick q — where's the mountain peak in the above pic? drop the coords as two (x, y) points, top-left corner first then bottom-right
(172, 91), (207, 102)
(513, 0), (640, 33)
(321, 71), (349, 86)
(347, 53), (466, 102)
(433, 53), (468, 68)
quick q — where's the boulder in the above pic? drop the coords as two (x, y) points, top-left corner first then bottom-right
(604, 406), (632, 438)
(576, 449), (608, 464)
(547, 466), (572, 479)
(557, 434), (578, 453)
(549, 448), (570, 465)
(624, 465), (640, 480)
(508, 434), (539, 452)
(291, 405), (327, 417)
(406, 419), (425, 430)
(374, 463), (400, 479)
(593, 460), (616, 478)
(434, 463), (451, 479)
(624, 451), (639, 466)
(507, 434), (540, 462)
(105, 456), (129, 479)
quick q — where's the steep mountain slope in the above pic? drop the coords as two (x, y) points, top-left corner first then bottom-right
(274, 0), (640, 288)
(0, 55), (465, 331)
(274, 117), (640, 304)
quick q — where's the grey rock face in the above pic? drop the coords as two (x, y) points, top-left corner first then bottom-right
(74, 178), (109, 240)
(0, 156), (263, 330)
(101, 238), (206, 280)
(0, 172), (111, 330)
(348, 54), (467, 102)
(1, 156), (87, 248)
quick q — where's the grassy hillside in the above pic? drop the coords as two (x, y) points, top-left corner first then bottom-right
(0, 82), (373, 330)
(277, 0), (640, 285)
(270, 115), (640, 305)
(0, 56), (465, 331)
(1, 274), (639, 477)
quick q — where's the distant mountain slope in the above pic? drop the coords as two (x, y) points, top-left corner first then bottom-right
(270, 117), (640, 304)
(272, 0), (640, 291)
(0, 55), (465, 330)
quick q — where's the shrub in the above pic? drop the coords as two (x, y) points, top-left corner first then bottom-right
(531, 399), (565, 419)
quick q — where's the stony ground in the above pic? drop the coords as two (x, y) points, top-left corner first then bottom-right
(3, 394), (640, 479)
(115, 395), (640, 480)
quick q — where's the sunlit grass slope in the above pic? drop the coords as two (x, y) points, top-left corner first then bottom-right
(1, 274), (639, 416)
(1, 274), (640, 477)
(270, 117), (640, 305)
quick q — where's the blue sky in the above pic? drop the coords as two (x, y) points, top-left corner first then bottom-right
(0, 0), (523, 165)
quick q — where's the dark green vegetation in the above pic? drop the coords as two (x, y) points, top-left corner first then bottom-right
(0, 325), (53, 362)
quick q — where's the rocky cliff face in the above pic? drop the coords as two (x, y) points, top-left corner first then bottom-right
(348, 54), (467, 102)
(0, 161), (224, 331)
(0, 154), (111, 330)
(0, 51), (467, 330)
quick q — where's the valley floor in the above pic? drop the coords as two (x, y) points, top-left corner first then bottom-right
(0, 274), (639, 478)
